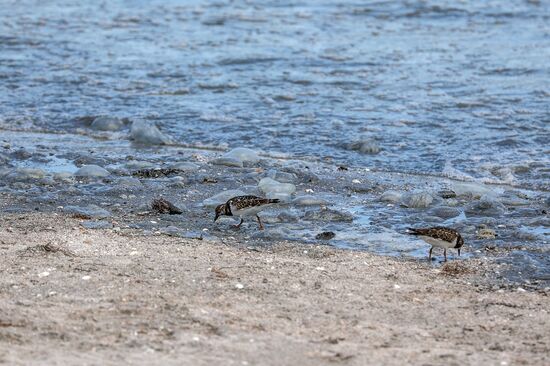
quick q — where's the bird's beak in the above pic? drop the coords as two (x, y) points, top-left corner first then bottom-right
(214, 213), (220, 222)
(458, 248), (461, 256)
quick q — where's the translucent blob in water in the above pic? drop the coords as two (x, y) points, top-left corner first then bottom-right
(258, 177), (296, 201)
(74, 165), (110, 177)
(91, 116), (125, 131)
(223, 148), (260, 164)
(130, 120), (171, 145)
(292, 195), (329, 206)
(202, 189), (246, 208)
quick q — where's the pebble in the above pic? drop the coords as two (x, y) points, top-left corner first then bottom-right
(235, 283), (244, 289)
(74, 164), (110, 178)
(82, 276), (91, 281)
(316, 231), (336, 240)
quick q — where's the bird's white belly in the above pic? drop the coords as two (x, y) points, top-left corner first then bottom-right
(420, 236), (456, 249)
(231, 204), (270, 217)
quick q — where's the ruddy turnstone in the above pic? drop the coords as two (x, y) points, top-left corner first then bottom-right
(407, 226), (464, 262)
(214, 195), (280, 230)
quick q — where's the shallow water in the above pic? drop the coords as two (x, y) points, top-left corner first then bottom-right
(1, 1), (549, 285)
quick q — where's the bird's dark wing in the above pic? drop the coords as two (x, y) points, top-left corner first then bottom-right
(408, 227), (458, 243)
(227, 195), (272, 210)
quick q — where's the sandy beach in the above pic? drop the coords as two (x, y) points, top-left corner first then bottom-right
(0, 213), (548, 365)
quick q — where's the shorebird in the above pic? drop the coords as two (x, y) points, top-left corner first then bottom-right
(214, 195), (279, 230)
(407, 227), (464, 262)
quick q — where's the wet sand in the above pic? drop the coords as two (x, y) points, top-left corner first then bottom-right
(0, 213), (549, 365)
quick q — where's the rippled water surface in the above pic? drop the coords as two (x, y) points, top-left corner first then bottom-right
(1, 0), (549, 187)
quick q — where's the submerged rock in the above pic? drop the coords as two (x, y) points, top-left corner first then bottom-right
(130, 120), (171, 145)
(91, 116), (125, 131)
(202, 190), (246, 208)
(348, 139), (380, 154)
(292, 195), (329, 206)
(65, 205), (111, 219)
(74, 165), (110, 178)
(401, 192), (433, 208)
(465, 196), (506, 217)
(304, 208), (353, 222)
(379, 190), (402, 203)
(431, 206), (461, 219)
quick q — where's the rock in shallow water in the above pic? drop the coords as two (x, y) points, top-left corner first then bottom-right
(316, 231), (336, 240)
(431, 206), (461, 219)
(292, 195), (329, 206)
(130, 120), (171, 145)
(202, 190), (246, 208)
(74, 165), (110, 178)
(348, 139), (381, 154)
(465, 196), (506, 217)
(401, 192), (433, 208)
(304, 208), (353, 222)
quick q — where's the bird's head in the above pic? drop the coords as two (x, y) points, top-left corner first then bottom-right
(214, 203), (226, 222)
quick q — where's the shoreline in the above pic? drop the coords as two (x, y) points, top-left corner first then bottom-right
(1, 213), (549, 365)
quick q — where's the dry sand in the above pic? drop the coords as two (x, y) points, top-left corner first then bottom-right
(0, 213), (549, 365)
